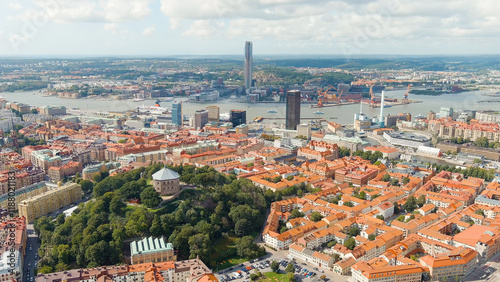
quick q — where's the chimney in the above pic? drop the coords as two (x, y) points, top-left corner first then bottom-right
(379, 91), (385, 128)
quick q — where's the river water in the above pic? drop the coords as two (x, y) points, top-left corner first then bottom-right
(1, 89), (499, 125)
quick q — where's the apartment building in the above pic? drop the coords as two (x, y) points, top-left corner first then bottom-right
(18, 182), (82, 223)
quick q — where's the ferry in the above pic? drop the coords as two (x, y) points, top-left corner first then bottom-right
(253, 116), (264, 122)
(313, 111), (324, 115)
(267, 110), (278, 114)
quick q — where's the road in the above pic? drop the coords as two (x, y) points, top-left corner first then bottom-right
(23, 224), (39, 282)
(23, 196), (91, 282)
(463, 251), (500, 282)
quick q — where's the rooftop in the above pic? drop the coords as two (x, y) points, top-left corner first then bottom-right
(131, 237), (173, 256)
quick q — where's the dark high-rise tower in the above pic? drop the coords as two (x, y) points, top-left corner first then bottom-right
(286, 90), (301, 130)
(244, 41), (253, 89)
(230, 110), (246, 127)
(172, 102), (183, 126)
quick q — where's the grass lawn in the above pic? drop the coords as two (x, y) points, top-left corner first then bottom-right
(262, 272), (291, 282)
(210, 236), (249, 272)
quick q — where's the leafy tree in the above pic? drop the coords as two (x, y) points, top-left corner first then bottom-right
(119, 181), (142, 199)
(332, 253), (340, 262)
(140, 187), (162, 208)
(368, 234), (376, 241)
(271, 260), (280, 273)
(475, 209), (485, 216)
(344, 237), (356, 250)
(92, 173), (102, 183)
(287, 273), (296, 282)
(348, 227), (360, 237)
(382, 174), (391, 182)
(396, 215), (406, 222)
(80, 180), (94, 194)
(290, 209), (304, 219)
(474, 137), (489, 148)
(402, 177), (410, 184)
(286, 263), (295, 273)
(393, 202), (400, 214)
(339, 147), (351, 158)
(376, 215), (385, 220)
(286, 175), (294, 181)
(235, 219), (250, 236)
(358, 191), (366, 200)
(343, 201), (354, 207)
(38, 266), (53, 274)
(188, 233), (211, 261)
(235, 236), (266, 259)
(150, 215), (163, 236)
(327, 240), (337, 248)
(109, 196), (126, 214)
(417, 195), (426, 208)
(310, 212), (323, 222)
(473, 158), (482, 164)
(403, 195), (417, 212)
(390, 178), (399, 186)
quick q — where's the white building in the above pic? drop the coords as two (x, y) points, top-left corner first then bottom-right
(383, 131), (431, 148)
(0, 250), (22, 282)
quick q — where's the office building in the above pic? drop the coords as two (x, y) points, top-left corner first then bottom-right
(244, 41), (253, 89)
(131, 237), (177, 264)
(439, 107), (454, 118)
(235, 124), (249, 135)
(40, 105), (66, 116)
(18, 182), (82, 223)
(206, 105), (220, 122)
(194, 110), (209, 130)
(286, 90), (301, 130)
(230, 110), (246, 127)
(171, 102), (182, 126)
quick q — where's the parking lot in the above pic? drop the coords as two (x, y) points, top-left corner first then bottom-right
(216, 247), (350, 282)
(216, 258), (322, 282)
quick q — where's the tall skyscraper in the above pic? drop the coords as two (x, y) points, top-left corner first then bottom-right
(206, 105), (220, 122)
(244, 41), (253, 89)
(230, 110), (246, 127)
(172, 102), (183, 126)
(194, 110), (209, 130)
(286, 90), (301, 130)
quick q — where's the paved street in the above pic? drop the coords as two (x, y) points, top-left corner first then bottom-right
(463, 251), (500, 281)
(23, 224), (40, 282)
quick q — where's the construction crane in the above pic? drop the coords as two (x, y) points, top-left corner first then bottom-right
(403, 84), (411, 104)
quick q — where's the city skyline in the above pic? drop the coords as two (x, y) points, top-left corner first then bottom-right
(1, 0), (500, 56)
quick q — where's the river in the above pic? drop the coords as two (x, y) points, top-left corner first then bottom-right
(1, 89), (499, 125)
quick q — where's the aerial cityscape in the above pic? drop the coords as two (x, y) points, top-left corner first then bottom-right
(2, 1), (500, 282)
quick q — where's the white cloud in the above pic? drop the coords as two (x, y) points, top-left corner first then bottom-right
(183, 20), (225, 38)
(9, 3), (23, 10)
(14, 0), (152, 23)
(142, 26), (155, 36)
(159, 0), (500, 55)
(103, 23), (119, 35)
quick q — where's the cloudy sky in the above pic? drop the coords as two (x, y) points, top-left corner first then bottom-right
(0, 0), (498, 56)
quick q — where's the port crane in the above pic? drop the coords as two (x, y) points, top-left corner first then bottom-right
(403, 84), (411, 104)
(316, 85), (345, 107)
(316, 86), (334, 107)
(369, 85), (375, 106)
